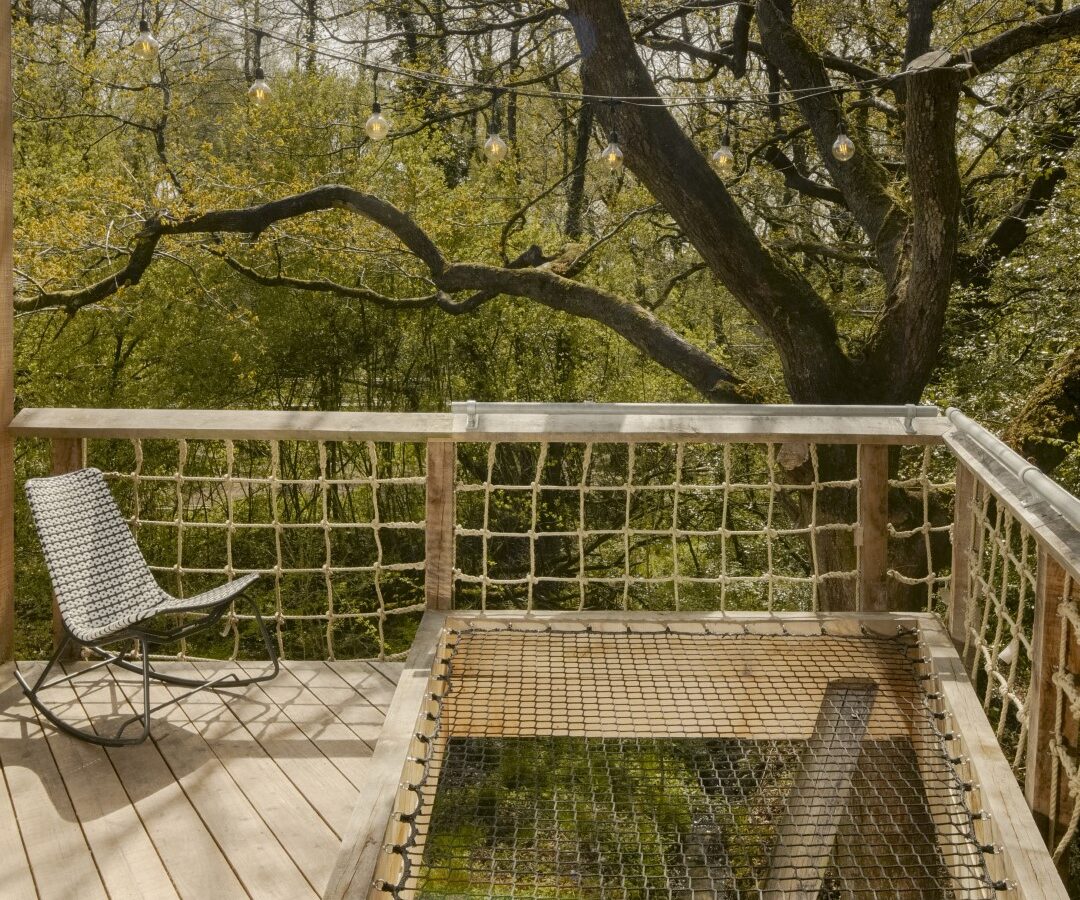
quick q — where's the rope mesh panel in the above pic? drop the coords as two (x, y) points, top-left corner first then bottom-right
(1049, 572), (1080, 863)
(378, 621), (1000, 898)
(887, 445), (955, 611)
(87, 437), (428, 660)
(453, 442), (878, 613)
(958, 476), (1080, 866)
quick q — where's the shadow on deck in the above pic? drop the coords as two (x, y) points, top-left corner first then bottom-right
(0, 659), (403, 899)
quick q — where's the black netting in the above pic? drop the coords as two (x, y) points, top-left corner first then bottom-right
(381, 626), (1000, 899)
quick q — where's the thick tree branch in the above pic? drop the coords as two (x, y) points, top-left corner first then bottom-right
(17, 185), (751, 402)
(755, 0), (909, 286)
(565, 0), (855, 402)
(960, 96), (1080, 287)
(863, 69), (962, 400)
(760, 146), (848, 205)
(958, 5), (1080, 75)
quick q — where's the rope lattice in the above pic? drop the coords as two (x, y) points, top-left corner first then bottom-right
(886, 445), (955, 611)
(1048, 572), (1080, 862)
(453, 441), (874, 613)
(378, 621), (1001, 898)
(92, 436), (427, 660)
(961, 485), (1039, 769)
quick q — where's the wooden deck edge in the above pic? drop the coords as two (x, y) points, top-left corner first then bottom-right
(323, 611), (446, 900)
(921, 617), (1069, 899)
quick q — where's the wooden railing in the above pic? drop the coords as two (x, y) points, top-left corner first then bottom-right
(5, 403), (1080, 868)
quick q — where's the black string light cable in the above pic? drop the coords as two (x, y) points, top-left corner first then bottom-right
(163, 0), (948, 113)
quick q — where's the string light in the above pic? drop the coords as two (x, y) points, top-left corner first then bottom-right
(600, 130), (624, 172)
(483, 90), (509, 164)
(248, 67), (271, 104)
(711, 100), (735, 173)
(832, 122), (856, 161)
(248, 31), (270, 104)
(483, 132), (509, 164)
(132, 15), (160, 60)
(364, 73), (391, 141)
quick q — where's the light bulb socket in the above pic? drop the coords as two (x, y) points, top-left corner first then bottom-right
(372, 100), (381, 113)
(139, 18), (150, 31)
(254, 66), (265, 80)
(608, 129), (619, 144)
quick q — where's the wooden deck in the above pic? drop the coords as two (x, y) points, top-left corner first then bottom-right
(0, 658), (402, 899)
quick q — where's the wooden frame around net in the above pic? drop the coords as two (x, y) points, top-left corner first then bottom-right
(324, 610), (1067, 900)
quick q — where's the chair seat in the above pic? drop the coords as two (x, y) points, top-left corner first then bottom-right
(69, 572), (262, 644)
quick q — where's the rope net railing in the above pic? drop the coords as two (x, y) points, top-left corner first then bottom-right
(377, 620), (1002, 898)
(958, 474), (1080, 865)
(453, 440), (952, 614)
(86, 436), (429, 660)
(887, 444), (956, 613)
(961, 484), (1039, 769)
(1048, 572), (1080, 863)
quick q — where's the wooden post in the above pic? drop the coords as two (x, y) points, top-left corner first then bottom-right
(949, 462), (976, 650)
(0, 0), (15, 662)
(49, 438), (84, 651)
(1025, 548), (1072, 848)
(857, 444), (889, 612)
(424, 440), (455, 610)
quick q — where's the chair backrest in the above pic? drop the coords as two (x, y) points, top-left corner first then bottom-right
(25, 468), (162, 631)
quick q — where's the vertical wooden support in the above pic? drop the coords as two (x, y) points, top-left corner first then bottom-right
(949, 462), (977, 650)
(424, 440), (455, 610)
(49, 438), (84, 651)
(0, 0), (14, 663)
(1025, 548), (1071, 848)
(857, 444), (889, 612)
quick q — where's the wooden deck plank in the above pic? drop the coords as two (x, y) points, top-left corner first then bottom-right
(287, 661), (389, 746)
(157, 662), (342, 892)
(235, 661), (377, 789)
(0, 669), (36, 900)
(70, 664), (249, 900)
(106, 665), (318, 900)
(0, 666), (107, 900)
(192, 660), (361, 838)
(32, 663), (179, 900)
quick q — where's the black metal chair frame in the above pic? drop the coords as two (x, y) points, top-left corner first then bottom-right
(16, 590), (280, 747)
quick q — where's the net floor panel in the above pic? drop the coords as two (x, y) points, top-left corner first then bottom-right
(377, 622), (999, 899)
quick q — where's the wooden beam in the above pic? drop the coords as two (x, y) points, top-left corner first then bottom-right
(424, 440), (455, 610)
(857, 444), (889, 612)
(763, 678), (876, 895)
(8, 407), (950, 445)
(1025, 551), (1074, 850)
(922, 616), (1069, 898)
(949, 461), (976, 650)
(324, 610), (446, 900)
(48, 438), (84, 652)
(0, 0), (13, 662)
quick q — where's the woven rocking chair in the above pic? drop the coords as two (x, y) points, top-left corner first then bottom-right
(17, 467), (279, 746)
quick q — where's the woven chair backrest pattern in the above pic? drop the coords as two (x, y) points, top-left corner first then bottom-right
(25, 468), (163, 640)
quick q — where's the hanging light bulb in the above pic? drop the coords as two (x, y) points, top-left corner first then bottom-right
(364, 73), (391, 141)
(832, 123), (855, 162)
(365, 102), (390, 141)
(132, 19), (160, 60)
(483, 131), (509, 164)
(600, 130), (624, 172)
(248, 67), (271, 105)
(711, 133), (735, 174)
